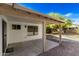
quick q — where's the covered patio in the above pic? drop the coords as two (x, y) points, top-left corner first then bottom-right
(5, 39), (59, 56)
(0, 4), (64, 56)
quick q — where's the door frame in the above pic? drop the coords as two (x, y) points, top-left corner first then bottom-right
(0, 15), (8, 56)
(2, 20), (7, 55)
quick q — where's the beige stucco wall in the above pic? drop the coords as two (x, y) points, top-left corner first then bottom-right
(0, 15), (43, 55)
(6, 16), (43, 44)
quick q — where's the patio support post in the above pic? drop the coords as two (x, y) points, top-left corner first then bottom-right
(59, 24), (62, 45)
(42, 20), (46, 52)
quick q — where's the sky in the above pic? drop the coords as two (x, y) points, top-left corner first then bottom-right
(19, 3), (79, 24)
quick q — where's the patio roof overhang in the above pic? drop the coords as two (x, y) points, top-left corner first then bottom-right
(0, 3), (63, 53)
(0, 3), (64, 24)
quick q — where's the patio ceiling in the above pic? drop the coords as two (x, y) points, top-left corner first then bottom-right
(0, 3), (64, 24)
(0, 3), (64, 54)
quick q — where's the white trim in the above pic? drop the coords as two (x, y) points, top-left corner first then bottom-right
(42, 21), (46, 52)
(0, 15), (8, 23)
(0, 17), (2, 56)
(0, 15), (9, 55)
(0, 15), (9, 45)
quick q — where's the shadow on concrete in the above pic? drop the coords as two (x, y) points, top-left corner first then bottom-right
(39, 36), (79, 56)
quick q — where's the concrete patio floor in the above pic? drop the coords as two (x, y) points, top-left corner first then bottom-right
(39, 38), (79, 56)
(5, 35), (79, 56)
(5, 39), (59, 56)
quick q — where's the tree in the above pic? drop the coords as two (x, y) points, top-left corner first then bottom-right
(47, 13), (73, 33)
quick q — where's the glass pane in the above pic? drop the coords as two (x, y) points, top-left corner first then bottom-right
(12, 24), (16, 30)
(17, 25), (21, 30)
(34, 26), (38, 32)
(34, 26), (38, 35)
(28, 26), (38, 35)
(27, 26), (34, 36)
(28, 26), (34, 32)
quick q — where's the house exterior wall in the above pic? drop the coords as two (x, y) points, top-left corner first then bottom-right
(6, 17), (43, 44)
(0, 17), (2, 55)
(0, 15), (43, 55)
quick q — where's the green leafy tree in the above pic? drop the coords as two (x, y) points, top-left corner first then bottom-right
(47, 13), (73, 33)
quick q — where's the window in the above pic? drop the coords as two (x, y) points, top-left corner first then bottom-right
(27, 26), (38, 36)
(17, 25), (21, 29)
(34, 26), (38, 35)
(12, 24), (21, 30)
(12, 24), (16, 29)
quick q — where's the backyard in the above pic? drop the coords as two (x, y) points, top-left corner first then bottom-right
(39, 34), (79, 56)
(54, 34), (79, 41)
